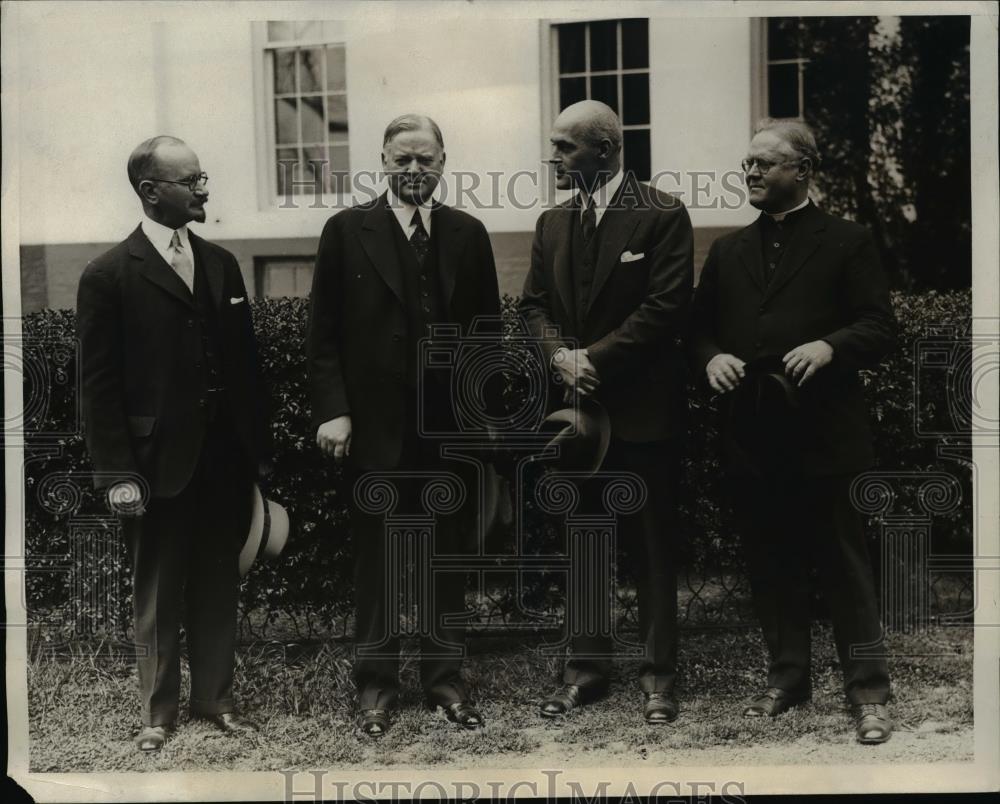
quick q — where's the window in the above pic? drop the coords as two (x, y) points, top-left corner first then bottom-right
(260, 21), (350, 200)
(551, 19), (651, 180)
(764, 18), (808, 119)
(254, 256), (314, 298)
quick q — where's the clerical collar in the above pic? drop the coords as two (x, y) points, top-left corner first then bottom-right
(766, 197), (811, 223)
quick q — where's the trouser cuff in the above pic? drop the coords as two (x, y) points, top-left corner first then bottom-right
(189, 696), (235, 716)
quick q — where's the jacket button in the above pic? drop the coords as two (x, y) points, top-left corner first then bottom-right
(198, 399), (206, 408)
(755, 340), (763, 348)
(392, 333), (401, 341)
(187, 320), (194, 327)
(758, 305), (765, 313)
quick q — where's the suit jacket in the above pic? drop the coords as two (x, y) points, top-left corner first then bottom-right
(77, 226), (271, 498)
(306, 192), (501, 471)
(689, 202), (896, 476)
(519, 175), (694, 442)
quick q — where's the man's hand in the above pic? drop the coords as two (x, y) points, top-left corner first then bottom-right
(783, 340), (834, 386)
(107, 480), (144, 517)
(705, 353), (746, 393)
(552, 347), (600, 396)
(317, 415), (352, 461)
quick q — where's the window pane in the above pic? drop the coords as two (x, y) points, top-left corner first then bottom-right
(326, 94), (348, 138)
(295, 21), (322, 41)
(558, 23), (586, 74)
(589, 20), (618, 71)
(767, 17), (801, 61)
(299, 47), (323, 93)
(623, 128), (651, 181)
(559, 76), (586, 110)
(274, 98), (298, 144)
(590, 74), (618, 114)
(273, 49), (296, 94)
(303, 144), (328, 192)
(326, 45), (346, 91)
(621, 19), (648, 69)
(329, 144), (351, 192)
(622, 73), (649, 125)
(301, 96), (324, 143)
(267, 21), (295, 42)
(275, 148), (299, 196)
(768, 63), (800, 118)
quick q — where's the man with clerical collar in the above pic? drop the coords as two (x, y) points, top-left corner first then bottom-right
(521, 100), (695, 724)
(307, 114), (501, 737)
(690, 118), (897, 744)
(77, 136), (272, 751)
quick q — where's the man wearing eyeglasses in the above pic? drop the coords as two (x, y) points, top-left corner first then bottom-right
(77, 136), (272, 752)
(689, 119), (896, 744)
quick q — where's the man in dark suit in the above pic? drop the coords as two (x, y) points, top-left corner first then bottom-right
(690, 119), (896, 744)
(520, 100), (694, 724)
(77, 136), (271, 751)
(307, 114), (501, 737)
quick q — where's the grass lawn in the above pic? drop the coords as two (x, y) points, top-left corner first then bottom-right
(26, 624), (972, 771)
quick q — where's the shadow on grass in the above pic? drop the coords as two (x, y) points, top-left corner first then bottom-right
(26, 624), (973, 771)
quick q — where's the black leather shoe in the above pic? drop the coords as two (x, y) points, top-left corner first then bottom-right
(853, 703), (892, 744)
(199, 712), (258, 734)
(643, 691), (679, 724)
(432, 700), (485, 730)
(539, 683), (606, 717)
(359, 708), (391, 738)
(743, 687), (810, 717)
(134, 724), (171, 752)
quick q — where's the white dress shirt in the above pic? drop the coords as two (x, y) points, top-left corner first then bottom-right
(141, 214), (192, 267)
(387, 188), (433, 240)
(579, 169), (625, 229)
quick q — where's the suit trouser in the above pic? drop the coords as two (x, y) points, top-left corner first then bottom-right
(562, 437), (681, 693)
(348, 422), (469, 711)
(730, 473), (891, 705)
(125, 420), (252, 726)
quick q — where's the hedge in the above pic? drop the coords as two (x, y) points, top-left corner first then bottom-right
(21, 290), (973, 640)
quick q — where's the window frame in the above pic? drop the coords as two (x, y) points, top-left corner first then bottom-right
(756, 17), (810, 123)
(541, 18), (652, 182)
(252, 21), (351, 209)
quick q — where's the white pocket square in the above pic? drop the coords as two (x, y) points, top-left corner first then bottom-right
(230, 296), (246, 305)
(620, 251), (645, 263)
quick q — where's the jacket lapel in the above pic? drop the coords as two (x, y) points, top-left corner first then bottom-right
(128, 226), (196, 309)
(763, 203), (825, 302)
(736, 218), (767, 294)
(189, 231), (225, 310)
(585, 184), (642, 318)
(552, 201), (578, 325)
(359, 193), (405, 306)
(432, 203), (461, 308)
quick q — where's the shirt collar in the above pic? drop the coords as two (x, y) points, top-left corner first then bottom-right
(579, 169), (625, 228)
(141, 213), (190, 254)
(767, 197), (811, 223)
(387, 188), (433, 238)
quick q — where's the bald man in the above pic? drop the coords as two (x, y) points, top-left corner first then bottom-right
(77, 136), (271, 751)
(690, 119), (895, 743)
(520, 101), (694, 723)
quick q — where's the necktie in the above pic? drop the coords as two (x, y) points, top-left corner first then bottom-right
(169, 230), (195, 293)
(409, 210), (430, 266)
(581, 198), (597, 243)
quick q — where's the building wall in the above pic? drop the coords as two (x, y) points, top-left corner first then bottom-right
(14, 9), (755, 312)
